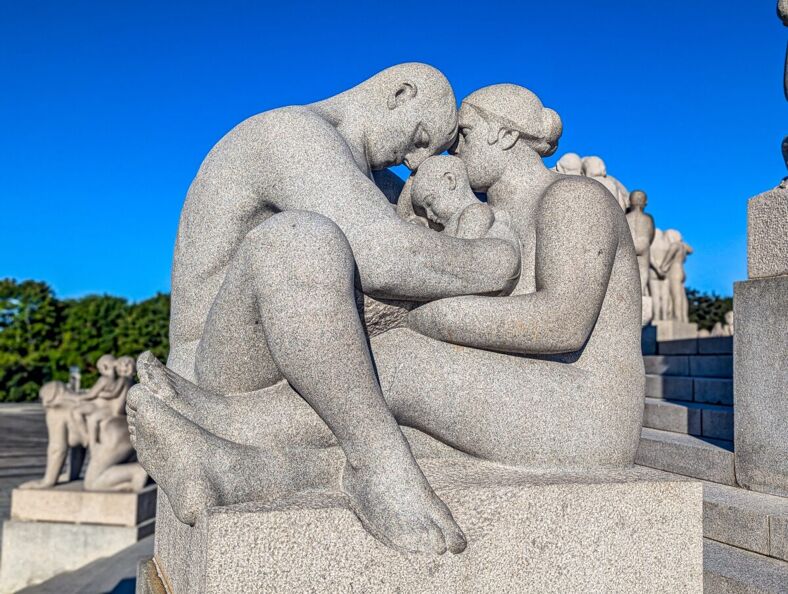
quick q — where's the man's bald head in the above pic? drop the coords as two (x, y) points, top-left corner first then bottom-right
(348, 63), (458, 171)
(629, 190), (647, 208)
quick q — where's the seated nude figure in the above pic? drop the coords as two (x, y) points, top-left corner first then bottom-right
(128, 73), (642, 555)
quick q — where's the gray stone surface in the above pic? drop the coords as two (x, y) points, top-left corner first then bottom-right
(694, 378), (734, 405)
(19, 535), (154, 594)
(653, 320), (699, 341)
(701, 405), (734, 441)
(643, 397), (702, 435)
(0, 518), (153, 593)
(642, 324), (658, 355)
(747, 185), (788, 279)
(151, 461), (703, 594)
(659, 338), (699, 355)
(10, 482), (156, 527)
(130, 71), (645, 555)
(698, 336), (734, 355)
(703, 481), (788, 561)
(735, 276), (788, 498)
(645, 355), (690, 376)
(690, 355), (733, 378)
(646, 374), (694, 400)
(636, 428), (735, 485)
(704, 539), (788, 594)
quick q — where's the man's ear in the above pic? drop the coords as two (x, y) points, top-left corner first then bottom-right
(387, 81), (418, 110)
(443, 171), (457, 190)
(498, 128), (520, 151)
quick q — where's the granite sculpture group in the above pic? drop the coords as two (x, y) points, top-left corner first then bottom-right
(21, 354), (148, 493)
(126, 64), (645, 559)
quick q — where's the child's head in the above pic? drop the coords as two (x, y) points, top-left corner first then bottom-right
(411, 155), (477, 226)
(96, 354), (117, 377)
(39, 381), (65, 408)
(115, 356), (136, 379)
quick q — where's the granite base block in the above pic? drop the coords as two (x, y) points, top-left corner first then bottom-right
(734, 276), (788, 498)
(10, 482), (157, 527)
(0, 518), (154, 593)
(0, 484), (156, 593)
(652, 320), (698, 341)
(146, 462), (703, 594)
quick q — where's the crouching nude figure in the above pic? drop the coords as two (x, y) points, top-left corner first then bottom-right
(128, 66), (643, 555)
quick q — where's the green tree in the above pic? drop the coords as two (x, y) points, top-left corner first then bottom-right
(0, 279), (64, 401)
(55, 294), (129, 386)
(687, 288), (733, 331)
(116, 293), (170, 363)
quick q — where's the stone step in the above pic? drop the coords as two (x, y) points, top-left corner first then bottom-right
(703, 481), (788, 562)
(643, 398), (734, 440)
(636, 428), (735, 485)
(643, 354), (733, 379)
(704, 539), (788, 593)
(645, 374), (733, 406)
(644, 397), (702, 435)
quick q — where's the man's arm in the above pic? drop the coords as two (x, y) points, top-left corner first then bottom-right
(408, 180), (619, 354)
(298, 164), (521, 301)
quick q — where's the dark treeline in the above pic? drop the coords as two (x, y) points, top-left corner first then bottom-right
(0, 279), (169, 402)
(0, 278), (732, 402)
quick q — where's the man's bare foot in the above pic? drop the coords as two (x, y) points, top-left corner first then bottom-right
(342, 458), (467, 555)
(127, 384), (221, 525)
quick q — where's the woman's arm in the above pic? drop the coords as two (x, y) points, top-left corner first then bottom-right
(408, 180), (619, 355)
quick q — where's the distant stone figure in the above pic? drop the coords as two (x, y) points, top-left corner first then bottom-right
(625, 190), (655, 297)
(711, 322), (725, 337)
(649, 229), (672, 321)
(659, 229), (693, 323)
(19, 354), (147, 493)
(582, 156), (629, 211)
(722, 310), (734, 335)
(554, 152), (583, 175)
(780, 0), (788, 170)
(698, 328), (711, 337)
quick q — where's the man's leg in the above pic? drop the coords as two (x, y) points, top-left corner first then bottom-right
(142, 211), (465, 554)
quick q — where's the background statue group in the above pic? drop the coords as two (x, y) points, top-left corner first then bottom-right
(555, 152), (693, 327)
(21, 354), (148, 493)
(128, 64), (644, 555)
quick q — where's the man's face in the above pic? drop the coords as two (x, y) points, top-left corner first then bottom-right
(452, 103), (504, 192)
(366, 95), (457, 171)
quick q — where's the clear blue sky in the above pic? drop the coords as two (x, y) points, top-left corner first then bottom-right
(1, 1), (785, 300)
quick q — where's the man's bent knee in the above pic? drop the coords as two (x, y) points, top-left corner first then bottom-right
(242, 211), (355, 280)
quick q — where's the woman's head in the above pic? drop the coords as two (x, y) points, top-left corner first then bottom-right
(454, 84), (562, 191)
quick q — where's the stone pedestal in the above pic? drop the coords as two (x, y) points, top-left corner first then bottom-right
(0, 483), (156, 593)
(652, 320), (698, 341)
(141, 461), (702, 593)
(734, 276), (788, 498)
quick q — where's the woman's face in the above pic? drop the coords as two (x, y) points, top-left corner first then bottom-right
(452, 104), (504, 193)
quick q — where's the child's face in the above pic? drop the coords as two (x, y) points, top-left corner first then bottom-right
(115, 358), (136, 378)
(416, 189), (464, 225)
(412, 156), (473, 225)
